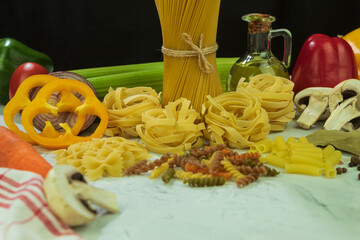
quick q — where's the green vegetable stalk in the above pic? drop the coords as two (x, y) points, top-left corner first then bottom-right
(0, 38), (54, 104)
(71, 57), (238, 100)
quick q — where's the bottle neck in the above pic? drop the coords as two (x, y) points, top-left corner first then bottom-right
(247, 32), (270, 53)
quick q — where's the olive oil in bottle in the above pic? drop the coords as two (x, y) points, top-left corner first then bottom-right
(227, 13), (292, 91)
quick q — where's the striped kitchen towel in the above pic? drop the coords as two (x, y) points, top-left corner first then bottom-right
(0, 167), (83, 240)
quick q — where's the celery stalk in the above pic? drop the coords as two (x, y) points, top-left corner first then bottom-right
(71, 58), (238, 100)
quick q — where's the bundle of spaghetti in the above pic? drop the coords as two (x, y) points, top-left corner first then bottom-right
(52, 137), (152, 180)
(136, 98), (205, 154)
(154, 0), (223, 113)
(102, 86), (161, 138)
(237, 74), (295, 132)
(201, 89), (270, 148)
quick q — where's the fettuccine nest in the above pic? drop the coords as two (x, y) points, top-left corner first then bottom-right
(237, 74), (295, 131)
(201, 86), (270, 149)
(136, 98), (205, 154)
(103, 87), (161, 138)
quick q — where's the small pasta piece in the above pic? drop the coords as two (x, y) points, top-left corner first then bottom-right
(250, 137), (272, 153)
(285, 163), (322, 176)
(221, 160), (244, 181)
(286, 137), (297, 144)
(161, 168), (175, 184)
(322, 145), (336, 160)
(290, 151), (324, 168)
(174, 170), (210, 180)
(324, 150), (342, 166)
(149, 162), (170, 179)
(270, 147), (290, 158)
(274, 136), (287, 151)
(298, 136), (309, 144)
(323, 162), (336, 178)
(184, 177), (226, 187)
(236, 173), (259, 188)
(287, 142), (315, 151)
(265, 154), (288, 168)
(237, 165), (268, 175)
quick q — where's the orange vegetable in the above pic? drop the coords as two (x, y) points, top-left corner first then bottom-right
(0, 126), (52, 178)
(343, 28), (360, 76)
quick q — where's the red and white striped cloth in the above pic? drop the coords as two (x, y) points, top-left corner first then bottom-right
(0, 168), (83, 240)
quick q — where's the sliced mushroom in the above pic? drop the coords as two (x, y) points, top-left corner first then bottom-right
(43, 165), (118, 227)
(323, 95), (360, 131)
(328, 79), (360, 131)
(294, 87), (333, 129)
(329, 79), (360, 112)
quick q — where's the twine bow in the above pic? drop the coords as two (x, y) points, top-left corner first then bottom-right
(161, 33), (218, 74)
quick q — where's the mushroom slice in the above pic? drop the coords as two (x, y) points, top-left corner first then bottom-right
(323, 95), (360, 131)
(294, 87), (333, 129)
(328, 79), (360, 112)
(43, 165), (118, 227)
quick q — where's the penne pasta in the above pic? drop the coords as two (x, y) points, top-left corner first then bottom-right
(322, 145), (336, 159)
(265, 154), (288, 168)
(324, 150), (342, 166)
(250, 137), (272, 153)
(298, 136), (309, 144)
(285, 163), (322, 176)
(274, 136), (287, 151)
(290, 151), (324, 168)
(323, 162), (336, 178)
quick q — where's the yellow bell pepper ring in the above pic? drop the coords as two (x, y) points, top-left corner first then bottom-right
(3, 74), (57, 143)
(3, 75), (86, 143)
(21, 78), (108, 149)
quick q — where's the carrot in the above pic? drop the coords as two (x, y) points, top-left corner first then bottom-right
(0, 126), (52, 179)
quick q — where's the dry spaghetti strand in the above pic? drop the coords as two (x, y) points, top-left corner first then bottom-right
(155, 0), (223, 112)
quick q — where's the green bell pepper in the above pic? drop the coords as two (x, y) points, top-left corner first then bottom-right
(0, 38), (54, 104)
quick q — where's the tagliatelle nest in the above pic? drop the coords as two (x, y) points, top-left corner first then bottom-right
(102, 87), (162, 138)
(201, 88), (270, 149)
(237, 74), (295, 131)
(136, 98), (205, 154)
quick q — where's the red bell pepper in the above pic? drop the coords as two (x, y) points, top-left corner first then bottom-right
(292, 33), (358, 94)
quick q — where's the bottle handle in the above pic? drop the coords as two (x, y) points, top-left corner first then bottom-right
(269, 29), (292, 69)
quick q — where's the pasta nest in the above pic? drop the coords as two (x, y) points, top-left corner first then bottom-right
(52, 137), (152, 181)
(201, 88), (270, 149)
(136, 98), (205, 154)
(102, 87), (161, 138)
(237, 74), (295, 131)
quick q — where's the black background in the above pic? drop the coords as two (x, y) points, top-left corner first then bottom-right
(1, 0), (359, 74)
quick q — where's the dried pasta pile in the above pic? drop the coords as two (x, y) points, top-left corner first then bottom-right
(237, 74), (295, 131)
(136, 98), (205, 154)
(102, 87), (161, 138)
(251, 136), (342, 178)
(201, 89), (270, 149)
(53, 137), (152, 180)
(124, 145), (279, 188)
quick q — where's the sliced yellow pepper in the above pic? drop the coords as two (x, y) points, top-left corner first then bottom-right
(4, 75), (108, 149)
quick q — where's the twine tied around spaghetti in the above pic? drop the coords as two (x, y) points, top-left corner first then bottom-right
(161, 33), (218, 74)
